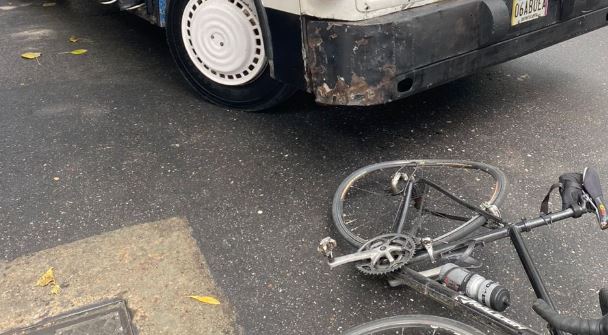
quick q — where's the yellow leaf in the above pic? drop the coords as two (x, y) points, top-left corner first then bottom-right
(69, 49), (87, 55)
(36, 267), (56, 287)
(189, 295), (220, 305)
(50, 283), (61, 295)
(21, 52), (41, 60)
(69, 36), (79, 43)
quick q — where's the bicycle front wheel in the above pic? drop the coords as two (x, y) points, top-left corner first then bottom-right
(343, 315), (485, 335)
(332, 160), (508, 248)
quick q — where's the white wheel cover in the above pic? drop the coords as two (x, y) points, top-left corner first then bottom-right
(181, 0), (266, 86)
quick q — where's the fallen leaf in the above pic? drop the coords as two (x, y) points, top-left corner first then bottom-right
(21, 52), (41, 60)
(189, 295), (220, 305)
(68, 36), (79, 43)
(36, 267), (56, 287)
(42, 2), (56, 6)
(50, 283), (61, 295)
(69, 49), (87, 55)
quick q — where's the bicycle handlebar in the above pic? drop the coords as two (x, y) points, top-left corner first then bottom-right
(533, 289), (608, 335)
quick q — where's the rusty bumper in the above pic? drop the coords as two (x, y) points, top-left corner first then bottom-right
(303, 0), (608, 106)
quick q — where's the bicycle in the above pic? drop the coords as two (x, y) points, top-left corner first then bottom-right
(318, 160), (608, 335)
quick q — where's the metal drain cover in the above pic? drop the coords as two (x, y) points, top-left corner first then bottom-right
(4, 300), (134, 335)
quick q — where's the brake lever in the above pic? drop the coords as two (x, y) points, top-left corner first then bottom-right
(596, 201), (608, 230)
(583, 167), (608, 230)
(583, 192), (608, 230)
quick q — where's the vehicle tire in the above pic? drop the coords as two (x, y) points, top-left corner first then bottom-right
(343, 315), (485, 335)
(166, 0), (296, 111)
(332, 160), (508, 248)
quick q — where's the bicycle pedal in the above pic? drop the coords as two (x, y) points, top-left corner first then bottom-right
(318, 237), (337, 259)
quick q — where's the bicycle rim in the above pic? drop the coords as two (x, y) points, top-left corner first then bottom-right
(342, 315), (486, 335)
(332, 160), (508, 248)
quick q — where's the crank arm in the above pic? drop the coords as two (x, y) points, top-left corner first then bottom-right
(328, 246), (404, 268)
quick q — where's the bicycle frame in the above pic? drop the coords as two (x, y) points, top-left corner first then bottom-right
(324, 164), (608, 334)
(390, 206), (590, 335)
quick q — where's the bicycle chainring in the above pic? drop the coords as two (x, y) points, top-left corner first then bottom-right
(355, 233), (416, 275)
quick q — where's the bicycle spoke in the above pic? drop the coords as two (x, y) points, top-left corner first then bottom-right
(350, 185), (386, 197)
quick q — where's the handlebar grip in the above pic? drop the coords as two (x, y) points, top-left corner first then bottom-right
(533, 299), (605, 335)
(599, 289), (608, 316)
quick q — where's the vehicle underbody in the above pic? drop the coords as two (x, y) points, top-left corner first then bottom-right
(112, 0), (608, 108)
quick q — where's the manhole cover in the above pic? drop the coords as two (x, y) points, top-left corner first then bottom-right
(3, 300), (134, 335)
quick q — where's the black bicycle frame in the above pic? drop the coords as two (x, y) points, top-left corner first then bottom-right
(392, 206), (589, 335)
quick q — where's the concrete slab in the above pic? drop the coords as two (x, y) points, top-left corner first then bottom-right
(0, 218), (236, 335)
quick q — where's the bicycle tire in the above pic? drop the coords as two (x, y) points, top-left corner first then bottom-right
(342, 315), (486, 335)
(332, 160), (508, 248)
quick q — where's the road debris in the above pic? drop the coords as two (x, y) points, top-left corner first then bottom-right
(35, 267), (61, 295)
(21, 52), (41, 60)
(189, 296), (221, 305)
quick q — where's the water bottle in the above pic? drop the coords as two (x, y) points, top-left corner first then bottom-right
(438, 263), (511, 312)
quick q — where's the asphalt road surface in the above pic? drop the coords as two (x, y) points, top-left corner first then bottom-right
(2, 1), (608, 334)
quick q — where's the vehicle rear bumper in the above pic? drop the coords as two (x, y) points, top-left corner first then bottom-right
(304, 0), (608, 106)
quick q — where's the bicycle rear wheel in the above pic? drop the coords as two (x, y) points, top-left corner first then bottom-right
(342, 315), (485, 335)
(333, 160), (507, 248)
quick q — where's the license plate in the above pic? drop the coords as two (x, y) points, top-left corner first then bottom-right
(511, 0), (548, 25)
